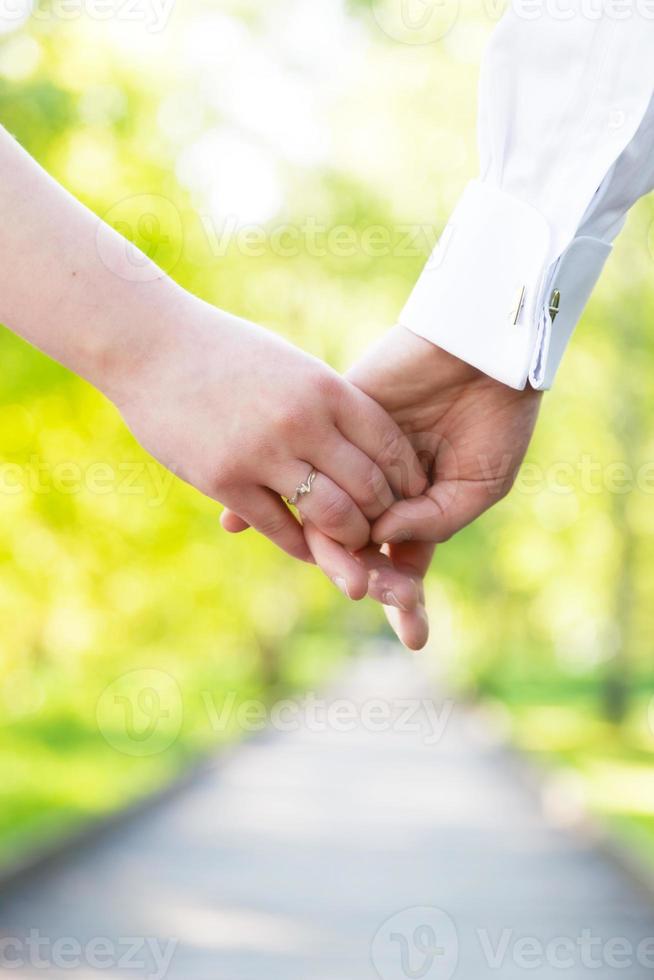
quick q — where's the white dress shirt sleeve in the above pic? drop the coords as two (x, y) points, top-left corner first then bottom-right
(399, 5), (654, 390)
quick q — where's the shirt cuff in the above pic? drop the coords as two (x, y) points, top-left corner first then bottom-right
(398, 181), (611, 390)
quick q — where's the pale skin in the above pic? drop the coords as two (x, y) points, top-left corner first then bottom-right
(224, 329), (543, 649)
(0, 126), (427, 581)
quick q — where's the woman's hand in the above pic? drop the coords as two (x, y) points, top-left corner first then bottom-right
(113, 296), (426, 570)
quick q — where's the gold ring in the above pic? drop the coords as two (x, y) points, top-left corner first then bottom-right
(287, 468), (317, 507)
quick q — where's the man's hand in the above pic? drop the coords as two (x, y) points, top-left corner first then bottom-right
(303, 326), (542, 648)
(349, 326), (543, 544)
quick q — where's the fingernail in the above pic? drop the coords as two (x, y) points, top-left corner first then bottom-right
(382, 590), (409, 611)
(333, 576), (351, 599)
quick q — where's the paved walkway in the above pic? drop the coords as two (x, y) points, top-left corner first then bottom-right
(2, 649), (654, 979)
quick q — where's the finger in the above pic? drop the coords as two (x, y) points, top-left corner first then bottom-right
(303, 513), (432, 607)
(384, 604), (430, 652)
(224, 436), (396, 531)
(312, 434), (394, 520)
(381, 540), (434, 651)
(336, 386), (427, 500)
(304, 523), (421, 608)
(372, 480), (492, 544)
(220, 509), (250, 533)
(303, 521), (368, 600)
(272, 462), (371, 552)
(219, 488), (312, 563)
(385, 539), (436, 580)
(355, 545), (422, 611)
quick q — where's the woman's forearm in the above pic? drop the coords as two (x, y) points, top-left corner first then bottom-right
(0, 125), (185, 402)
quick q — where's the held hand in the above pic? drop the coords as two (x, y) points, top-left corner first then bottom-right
(113, 296), (426, 567)
(302, 327), (542, 647)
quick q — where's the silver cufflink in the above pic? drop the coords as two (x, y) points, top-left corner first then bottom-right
(549, 289), (561, 323)
(509, 285), (526, 326)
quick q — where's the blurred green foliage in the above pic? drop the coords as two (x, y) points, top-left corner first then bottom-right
(0, 1), (653, 868)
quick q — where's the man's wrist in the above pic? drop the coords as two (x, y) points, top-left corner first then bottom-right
(399, 182), (611, 391)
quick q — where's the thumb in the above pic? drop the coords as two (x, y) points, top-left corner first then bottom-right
(372, 480), (496, 544)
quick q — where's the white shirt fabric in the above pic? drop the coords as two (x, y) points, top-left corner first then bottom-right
(399, 3), (654, 390)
